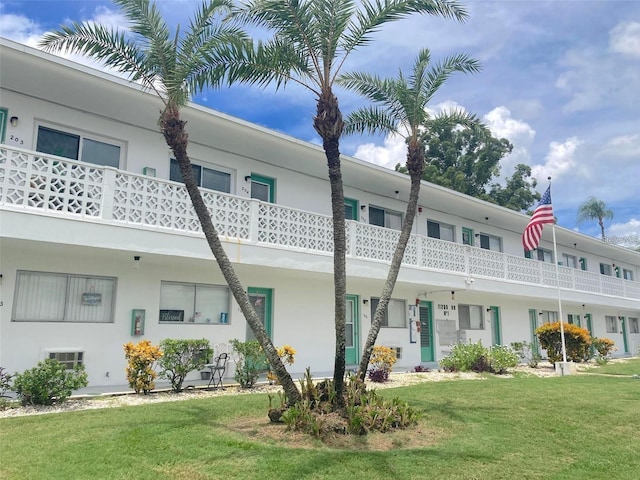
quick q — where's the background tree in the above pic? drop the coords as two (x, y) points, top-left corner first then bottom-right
(228, 0), (468, 401)
(339, 48), (481, 379)
(577, 196), (614, 240)
(488, 164), (541, 212)
(40, 0), (302, 405)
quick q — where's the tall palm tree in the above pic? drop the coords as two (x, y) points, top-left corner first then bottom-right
(228, 0), (468, 401)
(339, 48), (481, 379)
(577, 196), (614, 240)
(39, 0), (302, 405)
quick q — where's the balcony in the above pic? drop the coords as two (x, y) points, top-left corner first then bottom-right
(1, 144), (639, 300)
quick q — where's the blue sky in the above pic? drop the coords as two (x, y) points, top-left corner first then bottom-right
(1, 0), (638, 247)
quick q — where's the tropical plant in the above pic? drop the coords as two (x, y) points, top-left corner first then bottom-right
(12, 359), (88, 406)
(158, 339), (213, 392)
(576, 196), (614, 240)
(230, 339), (268, 388)
(124, 339), (163, 394)
(367, 345), (397, 382)
(39, 0), (301, 405)
(439, 341), (490, 373)
(535, 322), (592, 364)
(0, 367), (13, 398)
(488, 345), (519, 374)
(339, 48), (481, 379)
(227, 0), (469, 404)
(267, 345), (296, 384)
(591, 337), (616, 364)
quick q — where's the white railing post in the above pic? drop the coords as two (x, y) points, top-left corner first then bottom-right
(100, 168), (117, 220)
(249, 199), (260, 243)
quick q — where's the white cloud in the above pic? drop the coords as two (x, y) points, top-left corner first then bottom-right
(609, 21), (640, 57)
(532, 137), (583, 183)
(352, 132), (406, 170)
(483, 106), (535, 174)
(0, 13), (44, 47)
(607, 219), (640, 248)
(604, 133), (640, 158)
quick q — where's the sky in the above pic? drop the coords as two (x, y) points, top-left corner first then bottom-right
(1, 0), (639, 247)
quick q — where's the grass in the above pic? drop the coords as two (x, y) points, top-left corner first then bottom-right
(583, 357), (640, 376)
(1, 359), (639, 480)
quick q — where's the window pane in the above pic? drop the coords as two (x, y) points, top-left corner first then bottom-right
(14, 271), (66, 321)
(251, 181), (270, 201)
(369, 207), (385, 227)
(386, 211), (402, 230)
(480, 234), (490, 250)
(344, 204), (354, 220)
(600, 263), (612, 276)
(66, 276), (115, 323)
(160, 282), (195, 322)
(441, 224), (455, 242)
(194, 284), (229, 324)
(170, 159), (201, 185)
(81, 138), (120, 168)
(427, 220), (440, 238)
(36, 126), (80, 160)
(202, 168), (231, 193)
(387, 299), (406, 327)
(489, 235), (501, 252)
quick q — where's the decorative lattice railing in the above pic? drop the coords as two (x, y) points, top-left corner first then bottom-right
(1, 144), (638, 300)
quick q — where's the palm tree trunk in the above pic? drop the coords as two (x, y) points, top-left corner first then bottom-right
(357, 140), (424, 380)
(599, 218), (606, 240)
(160, 106), (301, 405)
(313, 90), (346, 404)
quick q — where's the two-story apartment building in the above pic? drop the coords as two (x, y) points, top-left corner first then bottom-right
(1, 38), (638, 388)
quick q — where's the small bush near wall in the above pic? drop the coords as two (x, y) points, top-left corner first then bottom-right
(489, 345), (519, 374)
(367, 346), (397, 383)
(230, 339), (267, 388)
(440, 341), (490, 373)
(159, 339), (213, 392)
(12, 359), (88, 406)
(0, 367), (13, 398)
(592, 337), (616, 364)
(124, 340), (163, 394)
(535, 322), (591, 364)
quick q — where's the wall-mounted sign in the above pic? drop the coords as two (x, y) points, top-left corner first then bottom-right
(82, 293), (102, 306)
(159, 309), (184, 322)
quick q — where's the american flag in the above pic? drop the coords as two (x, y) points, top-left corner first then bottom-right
(522, 186), (555, 252)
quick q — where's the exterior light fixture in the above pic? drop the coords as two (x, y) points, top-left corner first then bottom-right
(133, 255), (141, 270)
(244, 175), (252, 182)
(395, 190), (399, 199)
(9, 116), (18, 127)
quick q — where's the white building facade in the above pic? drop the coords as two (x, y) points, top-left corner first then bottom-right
(1, 38), (639, 388)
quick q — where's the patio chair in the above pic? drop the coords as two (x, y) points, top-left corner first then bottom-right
(206, 353), (228, 390)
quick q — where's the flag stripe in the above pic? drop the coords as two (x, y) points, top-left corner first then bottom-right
(522, 186), (554, 252)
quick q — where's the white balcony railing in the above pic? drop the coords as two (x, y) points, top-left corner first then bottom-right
(1, 145), (639, 300)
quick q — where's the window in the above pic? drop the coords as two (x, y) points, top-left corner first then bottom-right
(344, 198), (359, 221)
(600, 263), (612, 276)
(567, 314), (581, 326)
(427, 220), (455, 242)
(370, 298), (406, 328)
(170, 159), (231, 193)
(562, 254), (578, 268)
(478, 233), (502, 252)
(369, 206), (402, 230)
(458, 304), (484, 330)
(249, 174), (275, 202)
(49, 351), (84, 370)
(462, 227), (474, 246)
(36, 126), (121, 168)
(13, 271), (116, 323)
(605, 315), (617, 333)
(536, 248), (553, 263)
(160, 281), (229, 324)
(623, 269), (634, 281)
(540, 310), (558, 323)
(629, 318), (639, 334)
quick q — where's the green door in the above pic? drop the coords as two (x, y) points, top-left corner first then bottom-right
(490, 306), (502, 345)
(345, 295), (359, 365)
(585, 313), (594, 357)
(419, 301), (435, 362)
(529, 309), (540, 355)
(246, 287), (273, 340)
(620, 316), (629, 354)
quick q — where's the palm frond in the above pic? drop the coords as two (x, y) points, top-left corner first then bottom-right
(343, 106), (399, 136)
(422, 52), (480, 102)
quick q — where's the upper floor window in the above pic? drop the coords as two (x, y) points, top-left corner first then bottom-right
(427, 220), (455, 242)
(536, 248), (553, 263)
(13, 271), (116, 323)
(160, 281), (230, 324)
(478, 233), (502, 252)
(248, 174), (275, 203)
(605, 315), (617, 333)
(629, 317), (639, 334)
(600, 263), (612, 276)
(36, 125), (122, 168)
(540, 310), (558, 323)
(170, 159), (231, 193)
(344, 198), (359, 221)
(459, 304), (484, 330)
(370, 297), (406, 328)
(369, 206), (402, 230)
(623, 269), (634, 281)
(567, 314), (581, 326)
(561, 253), (577, 268)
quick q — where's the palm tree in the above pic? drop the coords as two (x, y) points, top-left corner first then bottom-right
(228, 0), (468, 402)
(576, 197), (614, 240)
(39, 0), (302, 405)
(339, 48), (481, 379)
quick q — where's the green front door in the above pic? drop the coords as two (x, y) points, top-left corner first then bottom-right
(585, 313), (594, 357)
(529, 309), (540, 355)
(345, 295), (359, 365)
(620, 316), (629, 354)
(419, 301), (435, 362)
(246, 287), (273, 340)
(490, 306), (502, 345)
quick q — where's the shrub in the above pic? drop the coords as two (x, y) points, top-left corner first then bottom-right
(535, 322), (591, 364)
(124, 340), (163, 394)
(12, 359), (88, 406)
(367, 346), (397, 383)
(440, 341), (489, 373)
(413, 365), (430, 373)
(489, 345), (519, 374)
(158, 339), (213, 392)
(230, 339), (267, 388)
(592, 337), (616, 364)
(510, 341), (541, 368)
(0, 367), (13, 398)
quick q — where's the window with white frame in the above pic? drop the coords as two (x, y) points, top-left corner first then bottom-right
(170, 159), (231, 193)
(159, 281), (230, 324)
(369, 206), (402, 230)
(605, 315), (617, 333)
(536, 248), (553, 263)
(561, 253), (578, 268)
(370, 298), (406, 328)
(567, 314), (581, 326)
(13, 271), (116, 323)
(49, 351), (84, 370)
(623, 269), (634, 281)
(427, 220), (455, 242)
(478, 233), (502, 252)
(36, 125), (122, 168)
(629, 317), (639, 334)
(458, 304), (484, 330)
(600, 263), (612, 276)
(540, 310), (558, 324)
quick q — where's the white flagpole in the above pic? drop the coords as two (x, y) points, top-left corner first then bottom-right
(551, 223), (568, 363)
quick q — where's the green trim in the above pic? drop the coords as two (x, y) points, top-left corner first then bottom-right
(250, 174), (275, 203)
(529, 309), (540, 355)
(524, 250), (532, 259)
(585, 313), (595, 357)
(579, 257), (587, 271)
(419, 301), (435, 362)
(247, 287), (273, 339)
(344, 197), (359, 221)
(345, 294), (359, 365)
(490, 306), (502, 345)
(462, 227), (474, 246)
(0, 108), (8, 143)
(620, 316), (629, 353)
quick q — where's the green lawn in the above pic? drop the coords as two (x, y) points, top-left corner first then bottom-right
(2, 360), (639, 480)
